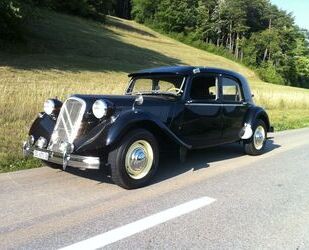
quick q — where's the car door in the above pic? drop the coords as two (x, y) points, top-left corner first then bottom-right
(179, 73), (223, 148)
(220, 75), (249, 142)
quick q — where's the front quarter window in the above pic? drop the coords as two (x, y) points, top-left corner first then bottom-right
(126, 75), (185, 96)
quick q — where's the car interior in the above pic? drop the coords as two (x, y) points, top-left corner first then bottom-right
(190, 75), (217, 101)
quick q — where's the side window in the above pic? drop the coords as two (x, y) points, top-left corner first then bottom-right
(190, 75), (218, 101)
(222, 77), (242, 102)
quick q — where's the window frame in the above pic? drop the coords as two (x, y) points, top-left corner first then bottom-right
(220, 75), (244, 104)
(187, 73), (220, 103)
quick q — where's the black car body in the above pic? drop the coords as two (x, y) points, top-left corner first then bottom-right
(23, 66), (273, 189)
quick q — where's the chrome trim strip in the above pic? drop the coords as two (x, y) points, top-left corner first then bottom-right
(185, 103), (245, 107)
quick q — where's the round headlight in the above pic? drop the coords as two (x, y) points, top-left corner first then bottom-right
(92, 100), (108, 119)
(44, 99), (55, 115)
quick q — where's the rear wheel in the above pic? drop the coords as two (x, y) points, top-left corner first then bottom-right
(243, 119), (267, 155)
(108, 129), (159, 189)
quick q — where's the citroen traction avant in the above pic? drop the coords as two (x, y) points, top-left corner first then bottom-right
(23, 66), (273, 189)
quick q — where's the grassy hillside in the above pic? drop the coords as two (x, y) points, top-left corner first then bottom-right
(1, 10), (309, 172)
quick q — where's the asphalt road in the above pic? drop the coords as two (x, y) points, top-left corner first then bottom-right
(1, 128), (309, 250)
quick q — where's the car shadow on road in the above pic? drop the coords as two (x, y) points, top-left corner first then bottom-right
(62, 139), (280, 186)
(151, 139), (281, 185)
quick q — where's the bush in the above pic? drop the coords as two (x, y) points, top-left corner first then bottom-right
(257, 62), (285, 84)
(0, 0), (27, 40)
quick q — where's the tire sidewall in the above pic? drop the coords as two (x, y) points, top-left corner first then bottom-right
(243, 119), (267, 156)
(114, 129), (159, 189)
(249, 119), (267, 154)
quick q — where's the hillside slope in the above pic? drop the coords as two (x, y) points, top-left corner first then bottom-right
(1, 10), (309, 171)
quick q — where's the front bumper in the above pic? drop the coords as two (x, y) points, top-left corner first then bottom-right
(23, 143), (101, 170)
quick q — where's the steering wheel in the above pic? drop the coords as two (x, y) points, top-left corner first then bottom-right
(166, 87), (183, 93)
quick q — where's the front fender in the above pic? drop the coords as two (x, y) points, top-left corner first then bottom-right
(29, 113), (56, 141)
(75, 110), (191, 154)
(106, 110), (192, 150)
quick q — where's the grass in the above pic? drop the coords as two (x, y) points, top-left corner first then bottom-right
(1, 10), (309, 172)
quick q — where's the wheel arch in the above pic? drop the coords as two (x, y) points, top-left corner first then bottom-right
(256, 112), (270, 132)
(244, 106), (271, 132)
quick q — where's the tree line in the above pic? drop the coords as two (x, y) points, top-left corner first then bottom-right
(131, 0), (309, 87)
(1, 0), (309, 87)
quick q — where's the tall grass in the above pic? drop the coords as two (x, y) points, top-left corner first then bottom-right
(1, 11), (309, 172)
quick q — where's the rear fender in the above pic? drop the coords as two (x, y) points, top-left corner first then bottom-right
(241, 106), (272, 139)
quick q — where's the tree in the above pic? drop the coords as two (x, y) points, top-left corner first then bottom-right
(154, 0), (197, 33)
(194, 0), (217, 42)
(131, 0), (160, 23)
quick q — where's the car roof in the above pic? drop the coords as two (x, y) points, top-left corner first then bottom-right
(128, 66), (245, 80)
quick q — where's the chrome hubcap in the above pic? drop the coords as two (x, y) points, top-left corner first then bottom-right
(253, 125), (265, 150)
(125, 140), (153, 180)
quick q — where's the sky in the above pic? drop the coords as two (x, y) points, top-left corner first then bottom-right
(270, 0), (309, 30)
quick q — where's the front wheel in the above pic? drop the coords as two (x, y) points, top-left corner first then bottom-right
(108, 129), (159, 189)
(243, 120), (267, 156)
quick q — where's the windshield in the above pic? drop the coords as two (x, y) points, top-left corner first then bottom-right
(127, 75), (186, 96)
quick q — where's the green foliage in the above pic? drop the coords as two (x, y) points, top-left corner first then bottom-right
(131, 0), (159, 23)
(256, 62), (284, 84)
(131, 0), (309, 88)
(154, 0), (197, 33)
(295, 56), (309, 88)
(0, 156), (41, 173)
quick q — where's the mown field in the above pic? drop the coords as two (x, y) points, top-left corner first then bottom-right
(1, 10), (309, 172)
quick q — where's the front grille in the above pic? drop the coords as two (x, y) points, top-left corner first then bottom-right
(48, 97), (86, 152)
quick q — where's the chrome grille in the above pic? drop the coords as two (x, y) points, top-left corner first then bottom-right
(48, 97), (86, 152)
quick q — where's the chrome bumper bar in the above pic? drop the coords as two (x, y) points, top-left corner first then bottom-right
(23, 144), (101, 170)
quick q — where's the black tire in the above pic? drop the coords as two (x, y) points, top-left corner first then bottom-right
(243, 119), (267, 156)
(108, 129), (159, 189)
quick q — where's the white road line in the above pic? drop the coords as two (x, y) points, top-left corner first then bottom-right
(59, 196), (216, 250)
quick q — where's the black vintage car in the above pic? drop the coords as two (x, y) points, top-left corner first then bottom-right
(23, 66), (273, 189)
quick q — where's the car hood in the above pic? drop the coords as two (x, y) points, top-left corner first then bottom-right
(72, 94), (177, 123)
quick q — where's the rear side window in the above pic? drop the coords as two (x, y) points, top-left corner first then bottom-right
(190, 75), (218, 101)
(222, 77), (242, 102)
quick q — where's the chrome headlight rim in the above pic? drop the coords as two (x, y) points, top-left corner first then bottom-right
(92, 99), (108, 119)
(36, 136), (47, 149)
(44, 99), (56, 115)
